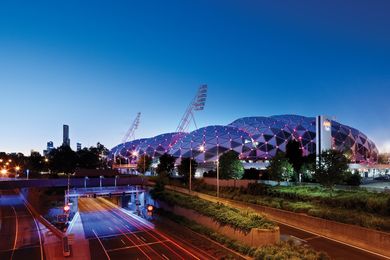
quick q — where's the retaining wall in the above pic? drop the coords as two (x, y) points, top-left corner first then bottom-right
(156, 200), (279, 247)
(202, 178), (256, 188)
(166, 185), (390, 258)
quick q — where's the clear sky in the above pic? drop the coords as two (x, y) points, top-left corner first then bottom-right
(0, 0), (390, 154)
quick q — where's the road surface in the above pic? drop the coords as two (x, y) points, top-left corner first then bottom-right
(79, 197), (218, 260)
(0, 190), (44, 260)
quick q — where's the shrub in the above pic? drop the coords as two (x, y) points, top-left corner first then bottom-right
(153, 191), (276, 233)
(254, 240), (329, 260)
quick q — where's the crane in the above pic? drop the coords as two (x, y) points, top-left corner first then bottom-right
(170, 84), (208, 146)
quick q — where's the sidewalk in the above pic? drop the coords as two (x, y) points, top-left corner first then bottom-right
(40, 212), (90, 260)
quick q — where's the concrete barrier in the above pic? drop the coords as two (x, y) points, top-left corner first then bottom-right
(156, 199), (279, 247)
(202, 177), (256, 188)
(166, 185), (390, 258)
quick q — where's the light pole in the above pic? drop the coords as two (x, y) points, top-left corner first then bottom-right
(216, 145), (220, 198)
(84, 176), (89, 189)
(15, 166), (20, 179)
(115, 175), (119, 187)
(189, 149), (192, 194)
(99, 176), (104, 188)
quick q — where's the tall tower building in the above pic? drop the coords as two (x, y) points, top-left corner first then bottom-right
(316, 115), (332, 158)
(63, 124), (70, 147)
(77, 142), (82, 151)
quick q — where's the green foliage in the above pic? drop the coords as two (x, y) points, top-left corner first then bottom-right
(300, 162), (315, 182)
(344, 171), (362, 186)
(190, 182), (390, 231)
(156, 153), (176, 177)
(268, 152), (294, 183)
(242, 168), (261, 180)
(177, 157), (198, 183)
(219, 151), (244, 179)
(314, 150), (349, 188)
(254, 240), (329, 260)
(285, 140), (304, 173)
(137, 154), (152, 174)
(77, 148), (100, 169)
(153, 191), (275, 232)
(49, 145), (78, 173)
(158, 208), (327, 259)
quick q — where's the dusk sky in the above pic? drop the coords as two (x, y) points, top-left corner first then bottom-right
(0, 0), (389, 154)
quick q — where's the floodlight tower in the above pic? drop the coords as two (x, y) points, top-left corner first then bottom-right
(170, 84), (207, 194)
(170, 84), (208, 146)
(114, 112), (141, 165)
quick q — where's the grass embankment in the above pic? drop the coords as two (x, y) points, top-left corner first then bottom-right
(157, 208), (329, 260)
(153, 190), (275, 233)
(194, 182), (390, 231)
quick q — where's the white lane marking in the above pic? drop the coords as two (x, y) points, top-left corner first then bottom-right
(106, 240), (170, 253)
(161, 253), (170, 260)
(10, 206), (18, 260)
(120, 239), (126, 245)
(92, 229), (111, 260)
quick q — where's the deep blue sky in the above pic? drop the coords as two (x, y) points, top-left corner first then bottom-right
(1, 0), (390, 154)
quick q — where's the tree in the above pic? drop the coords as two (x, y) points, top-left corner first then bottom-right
(137, 154), (152, 174)
(285, 140), (304, 173)
(49, 146), (78, 173)
(267, 152), (294, 184)
(27, 151), (44, 173)
(314, 149), (349, 189)
(77, 148), (100, 169)
(156, 153), (175, 177)
(219, 151), (244, 179)
(242, 168), (260, 180)
(300, 162), (315, 182)
(177, 157), (198, 183)
(345, 170), (362, 186)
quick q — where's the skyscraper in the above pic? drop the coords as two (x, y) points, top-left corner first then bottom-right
(63, 124), (70, 147)
(77, 142), (82, 151)
(43, 141), (54, 155)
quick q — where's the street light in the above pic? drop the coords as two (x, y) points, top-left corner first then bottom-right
(15, 166), (20, 179)
(115, 175), (119, 187)
(99, 175), (104, 188)
(84, 176), (89, 189)
(216, 145), (220, 198)
(1, 169), (7, 175)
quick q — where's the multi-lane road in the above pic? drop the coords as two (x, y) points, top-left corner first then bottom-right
(0, 190), (44, 260)
(79, 197), (225, 260)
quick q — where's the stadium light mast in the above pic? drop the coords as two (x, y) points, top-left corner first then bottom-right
(170, 84), (208, 194)
(114, 112), (141, 168)
(171, 84), (208, 146)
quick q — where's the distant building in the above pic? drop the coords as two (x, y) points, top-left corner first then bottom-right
(63, 125), (70, 147)
(43, 141), (54, 156)
(77, 142), (82, 151)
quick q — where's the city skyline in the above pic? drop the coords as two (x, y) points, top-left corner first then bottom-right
(1, 1), (390, 154)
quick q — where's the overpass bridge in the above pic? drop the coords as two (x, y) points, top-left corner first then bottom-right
(0, 176), (146, 189)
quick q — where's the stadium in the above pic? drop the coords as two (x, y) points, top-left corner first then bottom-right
(109, 115), (378, 166)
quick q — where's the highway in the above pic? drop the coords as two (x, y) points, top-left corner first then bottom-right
(0, 190), (44, 260)
(79, 197), (218, 260)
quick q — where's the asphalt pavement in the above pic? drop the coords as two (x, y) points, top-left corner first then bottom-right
(78, 197), (213, 260)
(0, 190), (44, 260)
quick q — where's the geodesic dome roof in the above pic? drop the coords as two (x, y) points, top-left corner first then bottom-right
(140, 132), (180, 159)
(230, 115), (377, 163)
(109, 114), (378, 164)
(168, 125), (255, 163)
